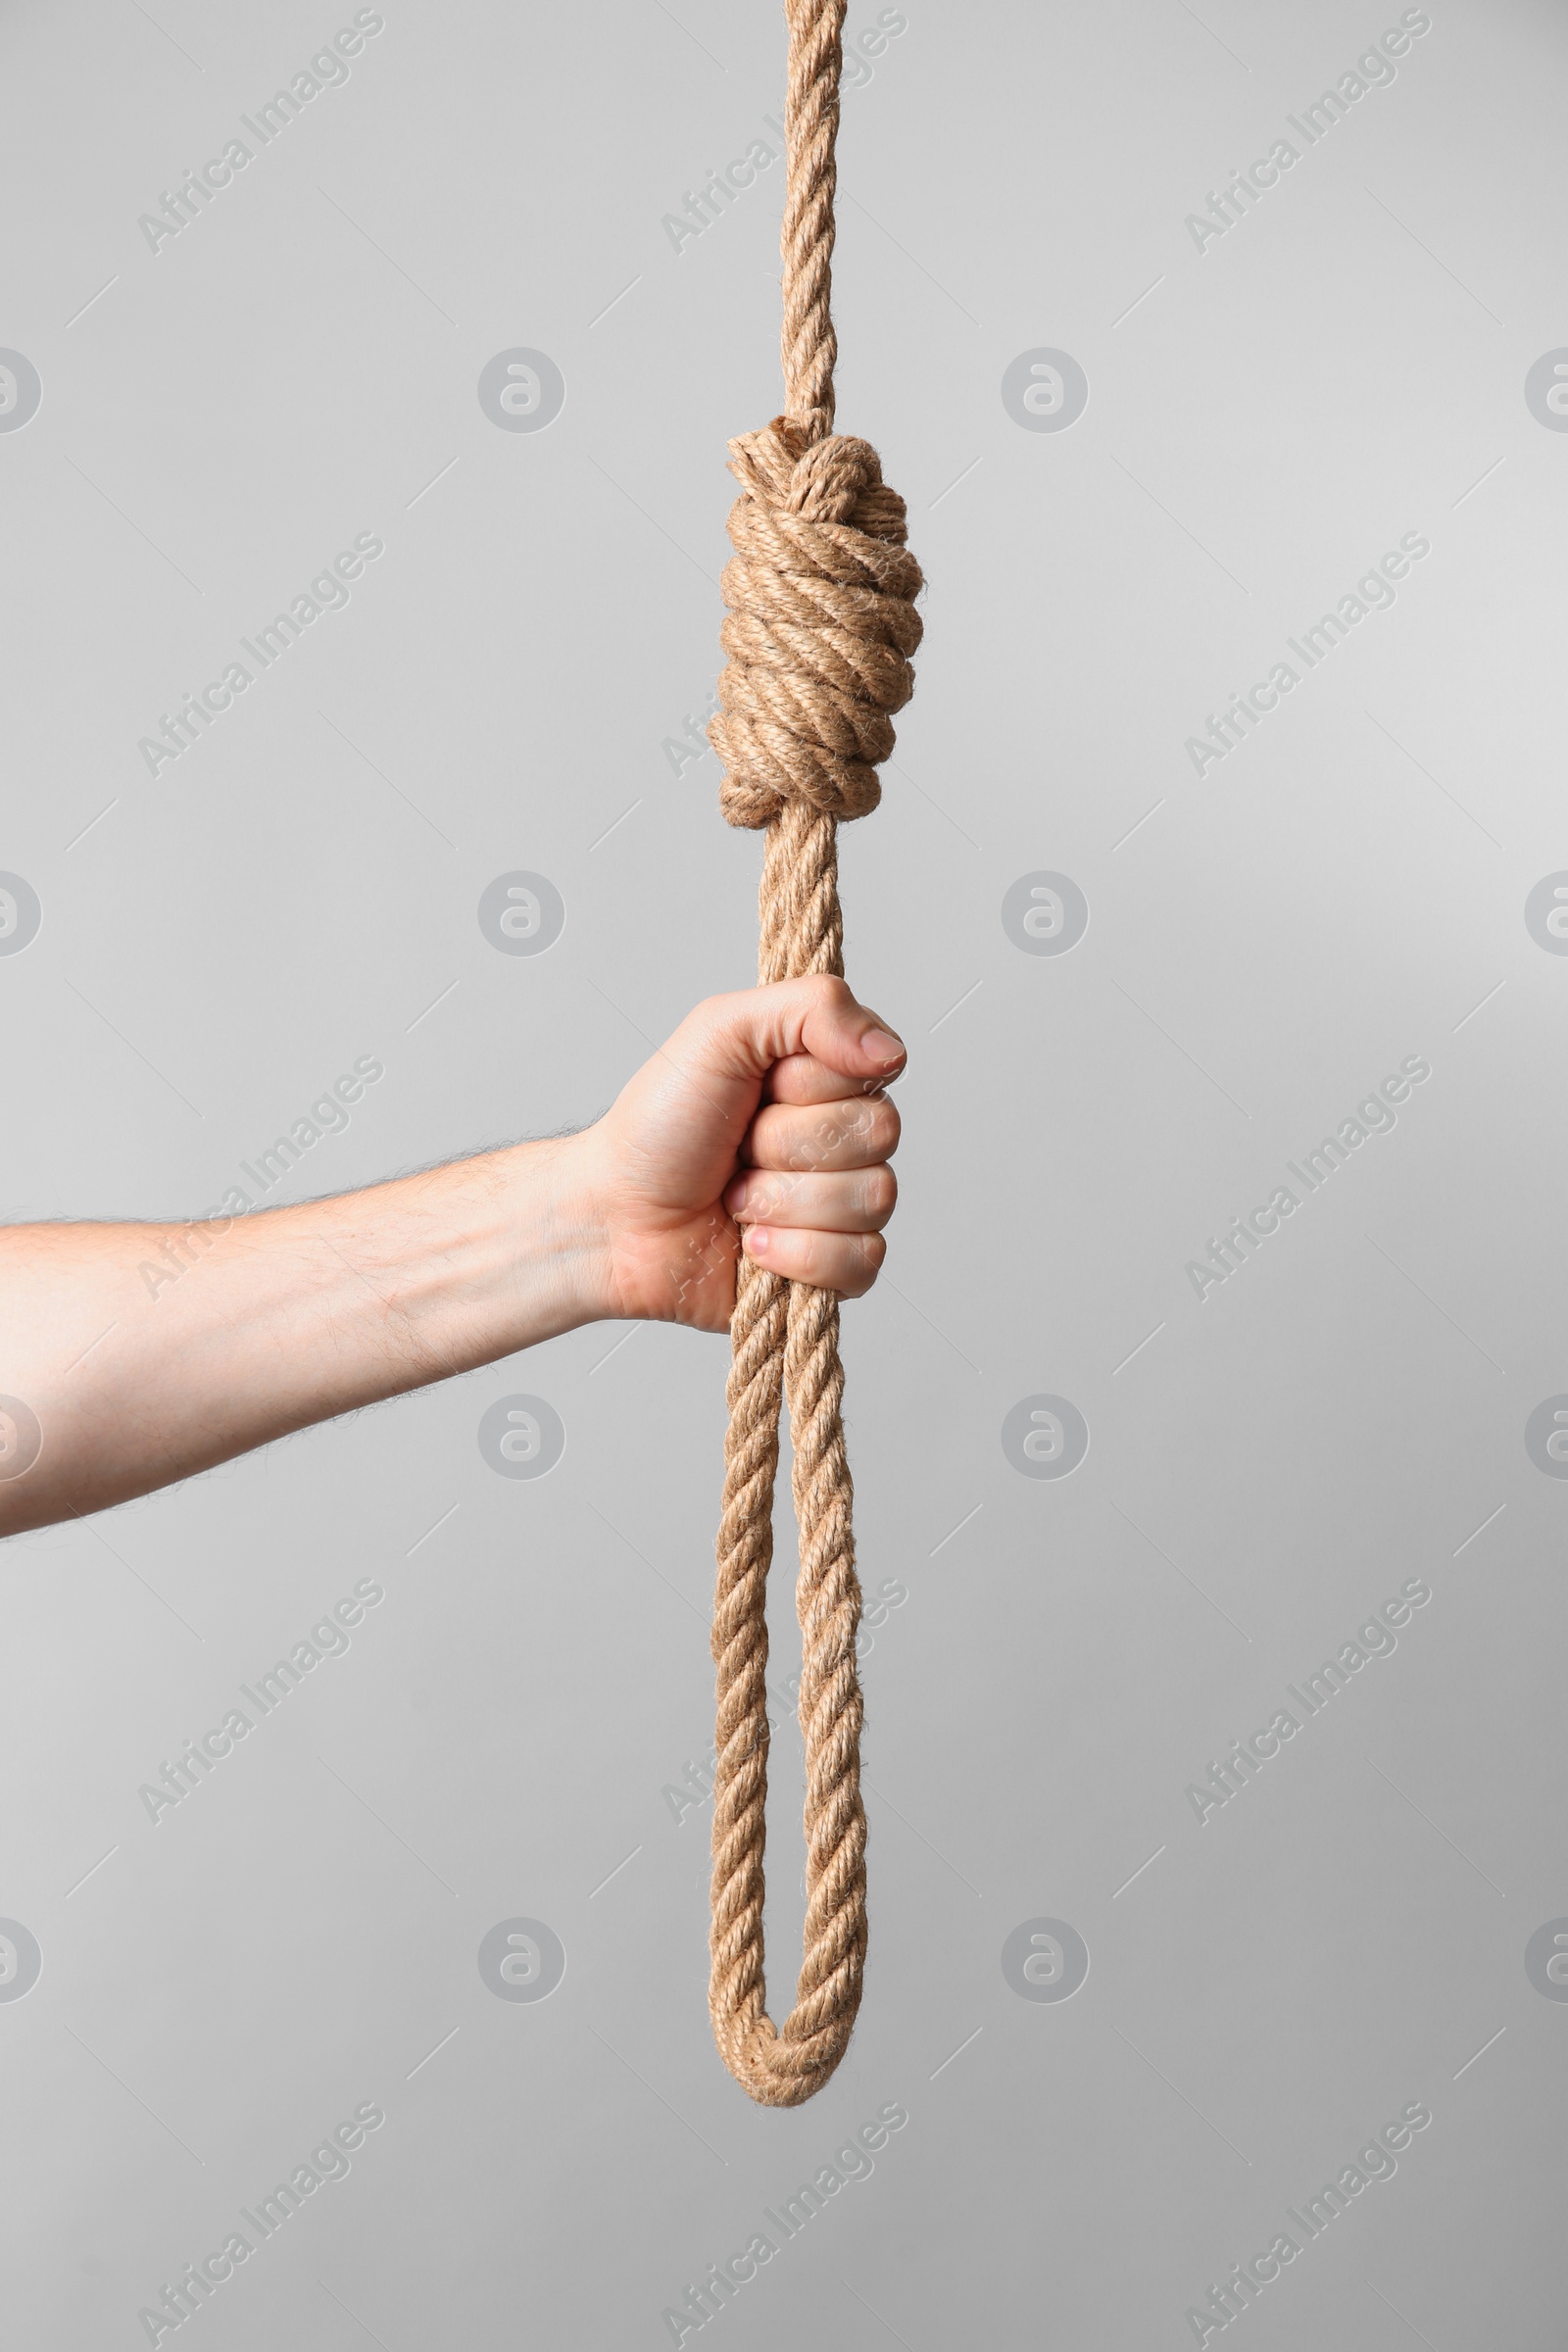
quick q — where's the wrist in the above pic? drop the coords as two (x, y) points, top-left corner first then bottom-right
(502, 1129), (619, 1336)
(339, 1134), (617, 1376)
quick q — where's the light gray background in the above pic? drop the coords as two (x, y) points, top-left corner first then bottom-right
(2, 0), (1565, 2343)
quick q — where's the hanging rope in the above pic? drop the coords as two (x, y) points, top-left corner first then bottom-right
(705, 0), (924, 2107)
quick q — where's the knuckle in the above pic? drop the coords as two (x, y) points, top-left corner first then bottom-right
(865, 1166), (897, 1217)
(836, 1234), (884, 1295)
(750, 1111), (791, 1167)
(800, 973), (849, 1016)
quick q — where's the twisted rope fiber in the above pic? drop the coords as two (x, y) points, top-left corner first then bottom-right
(705, 0), (923, 2107)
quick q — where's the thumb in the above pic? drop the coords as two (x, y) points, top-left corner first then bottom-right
(683, 976), (906, 1094)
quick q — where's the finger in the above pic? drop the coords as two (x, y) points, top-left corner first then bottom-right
(763, 1052), (900, 1106)
(724, 1166), (896, 1233)
(671, 976), (906, 1102)
(741, 1224), (887, 1298)
(742, 1092), (901, 1173)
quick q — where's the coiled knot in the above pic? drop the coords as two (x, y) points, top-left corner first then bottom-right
(709, 416), (924, 829)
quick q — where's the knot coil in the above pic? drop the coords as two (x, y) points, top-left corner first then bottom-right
(710, 417), (923, 830)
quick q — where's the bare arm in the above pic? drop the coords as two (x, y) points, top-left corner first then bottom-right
(0, 978), (905, 1536)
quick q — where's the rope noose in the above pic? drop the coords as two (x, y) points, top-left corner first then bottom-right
(705, 0), (924, 2107)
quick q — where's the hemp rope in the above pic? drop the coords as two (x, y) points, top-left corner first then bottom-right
(705, 0), (924, 2107)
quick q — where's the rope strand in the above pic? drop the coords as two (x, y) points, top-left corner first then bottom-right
(705, 0), (922, 2106)
(780, 0), (844, 440)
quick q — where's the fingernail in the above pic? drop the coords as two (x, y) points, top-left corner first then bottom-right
(862, 1027), (905, 1065)
(723, 1174), (748, 1212)
(746, 1226), (770, 1257)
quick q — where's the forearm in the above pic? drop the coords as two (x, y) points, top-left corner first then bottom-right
(0, 1136), (611, 1535)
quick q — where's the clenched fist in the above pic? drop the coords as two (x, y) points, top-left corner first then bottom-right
(580, 976), (906, 1332)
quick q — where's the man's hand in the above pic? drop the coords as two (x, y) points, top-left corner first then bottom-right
(579, 976), (906, 1333)
(0, 977), (905, 1533)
